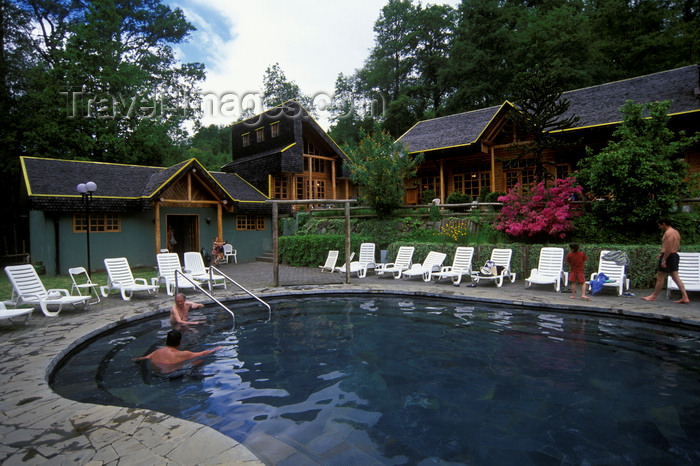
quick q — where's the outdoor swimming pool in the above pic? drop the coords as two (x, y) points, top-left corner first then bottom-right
(51, 295), (700, 464)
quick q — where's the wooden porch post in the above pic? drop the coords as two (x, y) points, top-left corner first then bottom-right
(345, 201), (351, 283)
(439, 159), (445, 202)
(272, 201), (279, 287)
(217, 202), (223, 240)
(154, 201), (161, 252)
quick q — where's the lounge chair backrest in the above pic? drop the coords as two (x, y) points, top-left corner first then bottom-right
(536, 247), (565, 276)
(358, 243), (376, 266)
(422, 251), (447, 268)
(597, 250), (626, 279)
(5, 264), (48, 299)
(677, 252), (700, 284)
(104, 257), (137, 287)
(184, 252), (206, 275)
(157, 253), (184, 279)
(322, 250), (339, 269)
(452, 247), (474, 271)
(394, 246), (414, 267)
(490, 248), (513, 271)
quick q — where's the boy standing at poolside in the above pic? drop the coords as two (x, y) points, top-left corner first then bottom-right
(566, 243), (589, 300)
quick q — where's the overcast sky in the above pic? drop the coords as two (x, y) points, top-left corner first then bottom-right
(166, 0), (460, 128)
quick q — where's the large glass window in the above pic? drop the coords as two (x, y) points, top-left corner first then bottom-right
(503, 159), (536, 191)
(453, 163), (491, 198)
(273, 175), (289, 199)
(236, 215), (266, 230)
(73, 213), (121, 232)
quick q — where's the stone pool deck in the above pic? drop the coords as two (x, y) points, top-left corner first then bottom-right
(0, 261), (698, 465)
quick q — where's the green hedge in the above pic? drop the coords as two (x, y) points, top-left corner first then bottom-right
(279, 234), (373, 266)
(281, 236), (700, 289)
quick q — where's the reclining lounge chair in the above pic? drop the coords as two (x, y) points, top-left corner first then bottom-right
(102, 257), (159, 301)
(5, 264), (90, 317)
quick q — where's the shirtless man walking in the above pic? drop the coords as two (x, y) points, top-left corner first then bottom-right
(643, 217), (690, 304)
(170, 293), (205, 327)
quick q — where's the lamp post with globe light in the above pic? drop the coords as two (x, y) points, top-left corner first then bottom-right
(76, 181), (97, 272)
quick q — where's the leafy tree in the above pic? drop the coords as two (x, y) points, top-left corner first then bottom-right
(0, 0), (38, 255)
(328, 72), (367, 146)
(262, 62), (313, 112)
(175, 124), (231, 171)
(494, 177), (583, 241)
(412, 3), (455, 115)
(507, 65), (580, 183)
(16, 0), (205, 165)
(577, 100), (699, 229)
(344, 125), (424, 218)
(442, 0), (518, 112)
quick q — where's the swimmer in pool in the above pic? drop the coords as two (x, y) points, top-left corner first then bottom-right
(170, 293), (205, 328)
(133, 330), (222, 375)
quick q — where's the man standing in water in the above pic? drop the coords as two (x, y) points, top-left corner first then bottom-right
(170, 293), (205, 328)
(643, 217), (690, 304)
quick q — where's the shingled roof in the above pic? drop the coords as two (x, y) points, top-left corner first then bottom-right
(21, 157), (269, 213)
(398, 64), (700, 153)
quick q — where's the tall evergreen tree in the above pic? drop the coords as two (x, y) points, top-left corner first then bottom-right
(507, 65), (580, 184)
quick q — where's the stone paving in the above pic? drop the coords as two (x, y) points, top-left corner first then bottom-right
(0, 261), (698, 465)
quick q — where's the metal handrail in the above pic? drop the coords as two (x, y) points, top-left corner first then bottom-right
(209, 265), (271, 322)
(174, 266), (272, 325)
(174, 270), (237, 328)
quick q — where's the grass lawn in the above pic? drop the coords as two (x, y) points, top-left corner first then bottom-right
(0, 267), (159, 302)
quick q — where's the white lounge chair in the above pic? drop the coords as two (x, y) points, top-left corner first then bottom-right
(338, 243), (376, 278)
(376, 246), (415, 279)
(432, 246), (474, 285)
(667, 252), (700, 298)
(320, 250), (339, 273)
(471, 248), (517, 287)
(68, 266), (101, 304)
(223, 243), (237, 263)
(402, 251), (447, 281)
(184, 251), (227, 291)
(589, 250), (630, 296)
(525, 248), (569, 291)
(334, 252), (356, 275)
(155, 253), (198, 296)
(0, 302), (32, 324)
(101, 257), (159, 301)
(525, 247), (568, 292)
(4, 264), (90, 317)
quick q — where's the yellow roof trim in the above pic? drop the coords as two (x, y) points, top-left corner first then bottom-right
(280, 142), (296, 152)
(20, 157), (32, 196)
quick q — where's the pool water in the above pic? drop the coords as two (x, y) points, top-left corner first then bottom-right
(51, 295), (700, 464)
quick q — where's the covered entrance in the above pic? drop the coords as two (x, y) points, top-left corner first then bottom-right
(166, 214), (199, 258)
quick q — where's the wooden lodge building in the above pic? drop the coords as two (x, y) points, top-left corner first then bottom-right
(21, 157), (270, 275)
(397, 65), (700, 204)
(224, 101), (354, 203)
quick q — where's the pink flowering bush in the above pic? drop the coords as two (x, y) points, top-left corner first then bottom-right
(494, 177), (583, 239)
